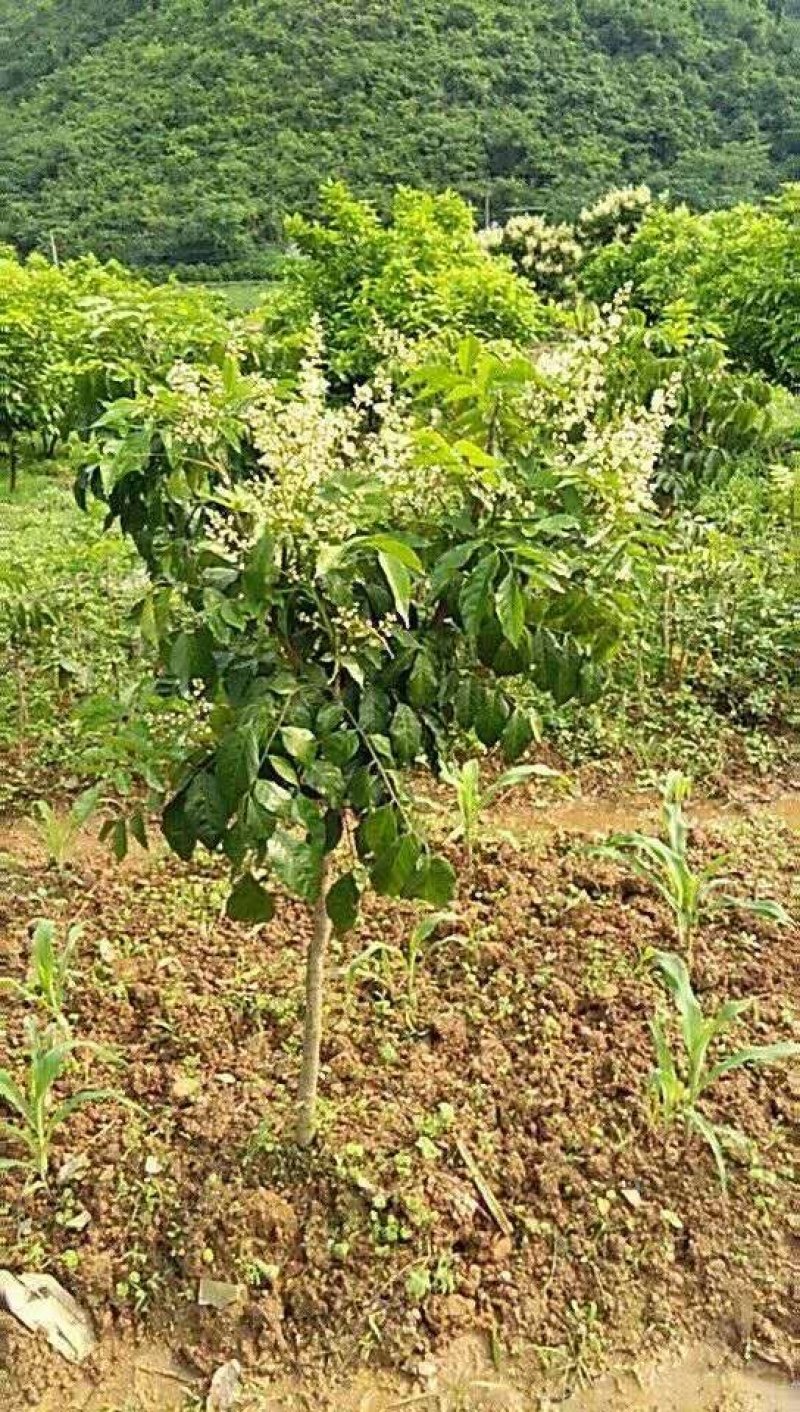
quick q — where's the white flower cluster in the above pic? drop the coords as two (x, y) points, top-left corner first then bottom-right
(165, 361), (229, 455)
(481, 186), (653, 294)
(142, 303), (676, 666)
(577, 186), (653, 249)
(520, 296), (676, 519)
(488, 213), (583, 297)
(204, 323), (461, 583)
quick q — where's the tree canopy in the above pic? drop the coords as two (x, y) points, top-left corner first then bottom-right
(0, 0), (799, 272)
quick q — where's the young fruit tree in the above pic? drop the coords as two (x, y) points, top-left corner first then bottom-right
(78, 316), (671, 1145)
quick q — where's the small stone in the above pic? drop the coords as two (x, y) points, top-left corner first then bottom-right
(198, 1279), (244, 1312)
(0, 1271), (97, 1364)
(57, 1153), (90, 1185)
(144, 1155), (163, 1177)
(621, 1186), (643, 1209)
(172, 1072), (201, 1100)
(206, 1359), (242, 1411)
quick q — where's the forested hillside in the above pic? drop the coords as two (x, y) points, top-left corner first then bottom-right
(0, 0), (799, 272)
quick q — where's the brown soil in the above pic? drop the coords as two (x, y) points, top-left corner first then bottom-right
(10, 1333), (800, 1411)
(1, 795), (799, 1410)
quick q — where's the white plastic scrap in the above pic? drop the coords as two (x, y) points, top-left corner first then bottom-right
(0, 1270), (97, 1363)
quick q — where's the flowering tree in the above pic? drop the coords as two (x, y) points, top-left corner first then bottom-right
(481, 187), (653, 303)
(79, 310), (673, 1145)
(480, 215), (583, 300)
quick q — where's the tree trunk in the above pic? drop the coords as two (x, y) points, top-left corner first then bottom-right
(8, 433), (17, 494)
(294, 855), (333, 1147)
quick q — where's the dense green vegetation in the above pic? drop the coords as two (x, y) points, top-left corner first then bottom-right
(2, 178), (799, 848)
(1, 174), (800, 1405)
(1, 0), (800, 271)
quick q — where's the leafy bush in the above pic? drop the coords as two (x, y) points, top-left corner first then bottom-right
(580, 190), (800, 387)
(279, 182), (550, 385)
(0, 251), (241, 485)
(651, 473), (800, 724)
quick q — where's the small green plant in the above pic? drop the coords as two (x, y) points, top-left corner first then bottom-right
(442, 759), (566, 869)
(346, 910), (458, 1015)
(0, 1018), (128, 1179)
(594, 772), (790, 959)
(4, 919), (81, 1027)
(649, 951), (800, 1191)
(31, 787), (99, 869)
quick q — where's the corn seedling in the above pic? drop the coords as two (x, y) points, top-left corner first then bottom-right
(346, 910), (459, 1015)
(593, 772), (790, 960)
(0, 1017), (129, 1179)
(442, 759), (568, 868)
(2, 919), (81, 1028)
(31, 787), (99, 869)
(649, 950), (800, 1191)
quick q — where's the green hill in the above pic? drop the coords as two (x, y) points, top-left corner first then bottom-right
(1, 0), (799, 272)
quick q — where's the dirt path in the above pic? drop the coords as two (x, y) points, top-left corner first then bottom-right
(2, 787), (799, 877)
(501, 787), (800, 839)
(16, 1333), (800, 1411)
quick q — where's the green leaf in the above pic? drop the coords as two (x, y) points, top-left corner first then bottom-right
(358, 805), (399, 857)
(226, 873), (276, 924)
(269, 830), (324, 903)
(0, 1069), (28, 1119)
(322, 730), (359, 767)
(362, 534), (424, 571)
(459, 554), (497, 639)
(408, 652), (438, 709)
(501, 708), (535, 762)
(304, 759), (346, 806)
(169, 627), (216, 690)
(185, 773), (228, 849)
(109, 818), (128, 863)
(378, 551), (412, 624)
(687, 1108), (729, 1193)
(371, 835), (421, 897)
(705, 1041), (800, 1089)
(349, 767), (377, 812)
(268, 754), (300, 786)
(129, 810), (148, 851)
(253, 778), (292, 814)
(430, 542), (479, 595)
(359, 686), (391, 734)
(281, 727), (317, 765)
(162, 791), (197, 861)
(317, 703), (347, 735)
(717, 896), (792, 927)
(474, 688), (509, 748)
(216, 725), (260, 814)
(243, 532), (275, 603)
(390, 703), (423, 765)
(454, 678), (482, 730)
(407, 854), (457, 906)
(495, 570), (526, 648)
(326, 873), (361, 934)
